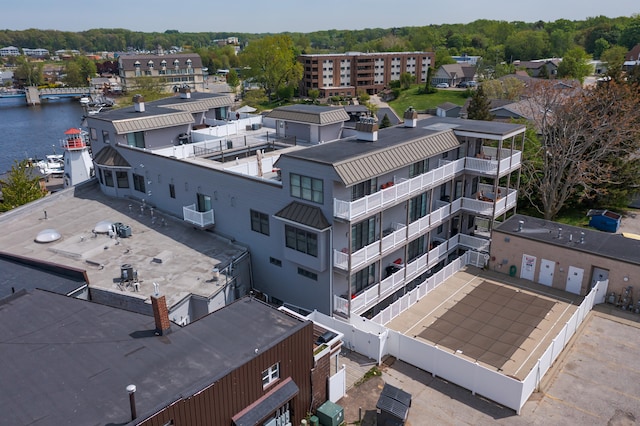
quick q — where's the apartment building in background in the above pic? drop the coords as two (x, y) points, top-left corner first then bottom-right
(118, 53), (206, 94)
(298, 51), (435, 97)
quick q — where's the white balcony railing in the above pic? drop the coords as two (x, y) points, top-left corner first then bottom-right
(333, 150), (521, 220)
(182, 204), (215, 227)
(340, 233), (480, 316)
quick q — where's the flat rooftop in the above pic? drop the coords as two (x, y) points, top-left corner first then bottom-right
(0, 291), (307, 425)
(496, 214), (640, 267)
(387, 267), (581, 380)
(0, 181), (246, 308)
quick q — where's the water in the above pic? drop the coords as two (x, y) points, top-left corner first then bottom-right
(0, 97), (86, 173)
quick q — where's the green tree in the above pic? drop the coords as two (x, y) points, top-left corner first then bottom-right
(0, 160), (45, 212)
(308, 88), (320, 102)
(240, 35), (303, 99)
(557, 47), (592, 83)
(127, 76), (168, 101)
(434, 49), (456, 69)
(13, 56), (43, 87)
(592, 38), (610, 59)
(226, 68), (240, 94)
(380, 114), (391, 129)
(467, 85), (492, 120)
(399, 72), (413, 90)
(600, 45), (628, 82)
(505, 30), (550, 61)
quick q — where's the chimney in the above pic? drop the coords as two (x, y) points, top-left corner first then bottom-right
(355, 116), (378, 142)
(404, 106), (418, 128)
(151, 294), (171, 335)
(133, 94), (145, 113)
(179, 86), (191, 99)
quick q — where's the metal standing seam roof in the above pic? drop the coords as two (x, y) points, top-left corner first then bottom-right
(333, 130), (461, 186)
(161, 95), (234, 113)
(264, 105), (350, 125)
(274, 201), (330, 230)
(92, 145), (131, 167)
(111, 111), (194, 134)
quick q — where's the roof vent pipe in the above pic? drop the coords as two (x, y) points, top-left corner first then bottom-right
(557, 227), (562, 239)
(580, 232), (585, 244)
(126, 384), (137, 421)
(517, 220), (524, 232)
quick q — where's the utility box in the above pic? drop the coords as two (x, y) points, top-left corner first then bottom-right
(315, 400), (343, 426)
(376, 383), (411, 425)
(587, 209), (621, 233)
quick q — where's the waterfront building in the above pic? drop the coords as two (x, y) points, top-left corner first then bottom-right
(85, 93), (525, 318)
(0, 46), (20, 56)
(118, 53), (206, 94)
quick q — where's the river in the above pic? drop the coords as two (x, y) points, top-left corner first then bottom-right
(0, 97), (86, 174)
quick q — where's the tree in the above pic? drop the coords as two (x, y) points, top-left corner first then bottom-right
(467, 85), (492, 120)
(0, 160), (45, 212)
(13, 55), (43, 87)
(307, 88), (320, 103)
(239, 35), (303, 100)
(557, 47), (592, 83)
(399, 72), (413, 90)
(600, 45), (627, 82)
(226, 68), (240, 94)
(380, 114), (391, 129)
(520, 80), (640, 220)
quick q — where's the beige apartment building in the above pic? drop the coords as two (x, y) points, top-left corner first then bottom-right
(298, 51), (434, 98)
(118, 53), (206, 94)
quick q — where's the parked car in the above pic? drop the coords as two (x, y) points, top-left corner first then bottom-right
(436, 82), (449, 88)
(456, 81), (470, 88)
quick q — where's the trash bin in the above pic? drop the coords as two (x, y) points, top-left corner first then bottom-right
(376, 383), (411, 425)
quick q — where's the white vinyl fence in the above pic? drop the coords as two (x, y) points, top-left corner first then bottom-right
(311, 251), (606, 414)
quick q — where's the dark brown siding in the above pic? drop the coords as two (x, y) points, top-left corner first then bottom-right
(139, 321), (314, 426)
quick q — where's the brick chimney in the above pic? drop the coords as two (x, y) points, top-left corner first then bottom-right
(151, 294), (171, 335)
(179, 86), (191, 99)
(355, 116), (378, 142)
(404, 106), (418, 128)
(133, 94), (145, 113)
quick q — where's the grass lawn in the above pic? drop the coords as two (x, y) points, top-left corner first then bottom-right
(388, 85), (473, 115)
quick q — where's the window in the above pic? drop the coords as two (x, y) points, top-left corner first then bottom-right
(270, 257), (282, 267)
(262, 363), (280, 388)
(133, 174), (146, 193)
(169, 183), (175, 198)
(352, 216), (376, 251)
(290, 173), (323, 204)
(90, 128), (97, 141)
(298, 267), (318, 281)
(409, 193), (428, 222)
(102, 130), (110, 144)
(408, 235), (425, 262)
(251, 210), (270, 235)
(285, 225), (318, 257)
(103, 170), (114, 187)
(352, 264), (376, 295)
(197, 193), (212, 212)
(127, 132), (145, 148)
(409, 159), (428, 178)
(351, 178), (377, 201)
(116, 171), (129, 188)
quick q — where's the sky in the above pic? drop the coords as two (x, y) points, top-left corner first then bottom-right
(3, 0), (638, 33)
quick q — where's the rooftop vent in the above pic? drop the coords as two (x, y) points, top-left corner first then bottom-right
(133, 94), (145, 112)
(517, 220), (524, 232)
(179, 86), (191, 99)
(404, 106), (418, 128)
(355, 116), (378, 142)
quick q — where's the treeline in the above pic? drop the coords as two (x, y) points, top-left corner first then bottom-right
(1, 14), (639, 65)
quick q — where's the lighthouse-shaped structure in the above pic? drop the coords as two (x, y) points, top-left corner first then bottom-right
(61, 128), (93, 188)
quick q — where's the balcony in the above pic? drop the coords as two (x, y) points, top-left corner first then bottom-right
(333, 149), (521, 221)
(334, 232), (490, 316)
(182, 204), (215, 228)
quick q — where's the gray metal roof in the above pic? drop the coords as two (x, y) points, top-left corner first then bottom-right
(0, 292), (307, 425)
(92, 145), (131, 167)
(275, 201), (330, 230)
(264, 104), (350, 125)
(112, 110), (195, 133)
(278, 116), (524, 186)
(495, 214), (640, 266)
